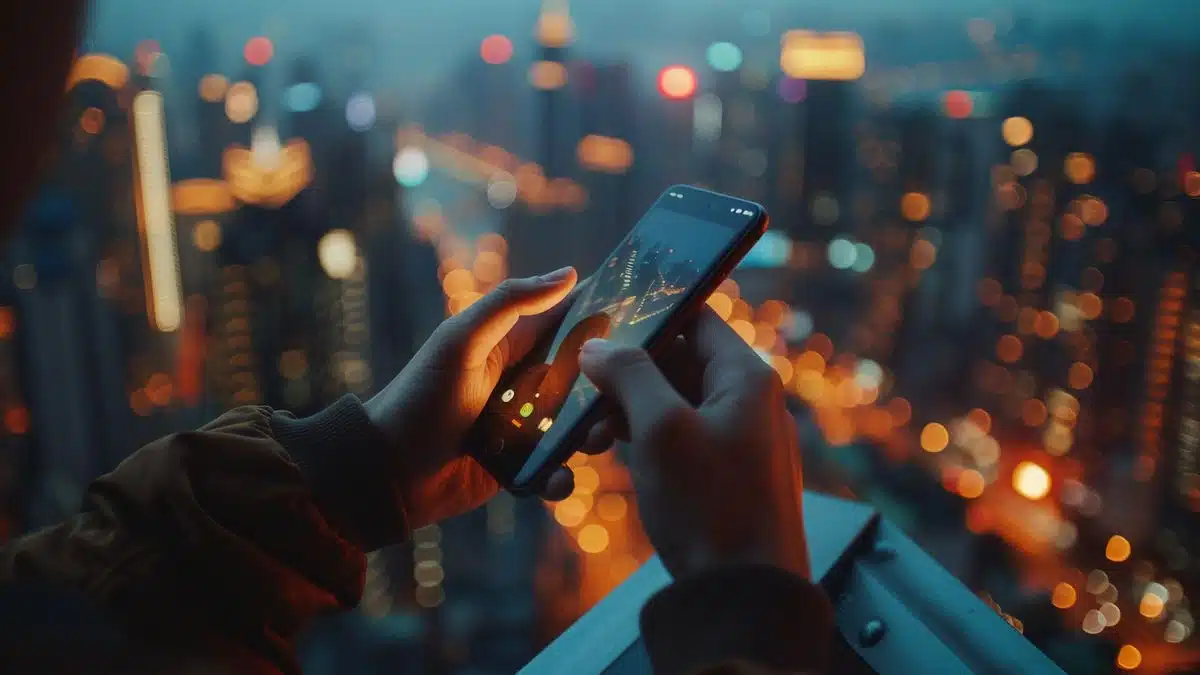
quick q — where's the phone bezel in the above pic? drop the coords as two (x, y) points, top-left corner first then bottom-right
(504, 184), (770, 494)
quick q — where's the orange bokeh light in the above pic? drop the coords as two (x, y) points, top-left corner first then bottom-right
(659, 66), (697, 99)
(920, 423), (949, 453)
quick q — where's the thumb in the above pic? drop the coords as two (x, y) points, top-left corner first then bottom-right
(579, 339), (692, 444)
(451, 267), (577, 367)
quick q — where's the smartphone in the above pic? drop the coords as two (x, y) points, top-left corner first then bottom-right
(467, 185), (769, 494)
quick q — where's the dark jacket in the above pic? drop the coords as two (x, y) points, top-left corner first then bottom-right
(0, 396), (832, 674)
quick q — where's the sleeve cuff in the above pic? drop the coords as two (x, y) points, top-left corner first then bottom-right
(640, 564), (833, 675)
(269, 395), (409, 551)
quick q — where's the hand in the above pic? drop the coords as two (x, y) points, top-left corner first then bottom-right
(578, 308), (811, 580)
(365, 267), (590, 529)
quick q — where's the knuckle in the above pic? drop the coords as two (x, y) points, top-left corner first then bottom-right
(603, 346), (652, 372)
(489, 278), (519, 304)
(644, 406), (696, 446)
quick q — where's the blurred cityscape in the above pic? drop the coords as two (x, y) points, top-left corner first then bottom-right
(1, 0), (1198, 673)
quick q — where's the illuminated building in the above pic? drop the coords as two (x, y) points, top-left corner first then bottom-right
(574, 63), (638, 272)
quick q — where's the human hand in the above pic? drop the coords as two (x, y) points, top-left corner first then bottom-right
(364, 267), (592, 529)
(578, 308), (811, 580)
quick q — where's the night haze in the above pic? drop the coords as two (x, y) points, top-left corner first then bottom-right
(1, 0), (1198, 673)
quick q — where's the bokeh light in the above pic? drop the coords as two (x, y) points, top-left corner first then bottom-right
(198, 74), (228, 103)
(283, 83), (322, 113)
(1002, 116), (1034, 146)
(777, 77), (807, 104)
(659, 66), (697, 100)
(244, 36), (274, 66)
(706, 42), (743, 72)
(345, 92), (376, 131)
(393, 146), (430, 187)
(317, 230), (358, 280)
(1013, 461), (1051, 500)
(481, 35), (514, 65)
(225, 81), (258, 124)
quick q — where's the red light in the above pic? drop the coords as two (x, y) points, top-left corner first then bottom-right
(658, 66), (697, 100)
(481, 35), (514, 65)
(943, 91), (973, 119)
(244, 37), (274, 67)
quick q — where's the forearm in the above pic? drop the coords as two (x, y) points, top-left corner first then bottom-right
(0, 397), (408, 670)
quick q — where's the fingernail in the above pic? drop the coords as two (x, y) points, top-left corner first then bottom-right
(536, 266), (574, 284)
(581, 338), (615, 358)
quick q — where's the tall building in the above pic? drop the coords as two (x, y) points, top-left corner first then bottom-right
(574, 63), (638, 272)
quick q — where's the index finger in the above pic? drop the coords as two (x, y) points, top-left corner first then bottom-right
(683, 305), (765, 374)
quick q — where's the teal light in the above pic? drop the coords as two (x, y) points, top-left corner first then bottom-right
(283, 83), (322, 113)
(851, 243), (875, 273)
(738, 230), (790, 268)
(706, 42), (743, 72)
(827, 237), (857, 270)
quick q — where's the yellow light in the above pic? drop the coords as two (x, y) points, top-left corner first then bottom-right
(577, 524), (610, 553)
(573, 466), (600, 495)
(1139, 592), (1165, 619)
(1116, 645), (1142, 671)
(780, 31), (865, 81)
(794, 350), (826, 374)
(771, 355), (794, 385)
(441, 268), (476, 296)
(536, 1), (575, 47)
(706, 292), (733, 321)
(577, 135), (635, 174)
(553, 497), (587, 527)
(225, 81), (259, 124)
(198, 74), (229, 103)
(1105, 535), (1131, 562)
(1051, 582), (1077, 609)
(66, 53), (130, 91)
(132, 91), (183, 333)
(728, 319), (756, 345)
(596, 494), (628, 521)
(529, 61), (568, 90)
(900, 192), (931, 222)
(192, 219), (222, 252)
(1064, 153), (1096, 185)
(1002, 117), (1033, 147)
(172, 178), (236, 215)
(957, 470), (985, 499)
(1012, 461), (1051, 500)
(920, 423), (949, 453)
(317, 230), (358, 280)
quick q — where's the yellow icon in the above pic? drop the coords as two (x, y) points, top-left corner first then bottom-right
(501, 389), (515, 402)
(519, 402), (534, 418)
(538, 418), (553, 432)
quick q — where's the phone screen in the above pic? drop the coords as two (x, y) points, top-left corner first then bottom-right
(472, 187), (763, 489)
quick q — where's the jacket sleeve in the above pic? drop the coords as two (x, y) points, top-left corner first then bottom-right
(640, 564), (834, 675)
(0, 395), (406, 673)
